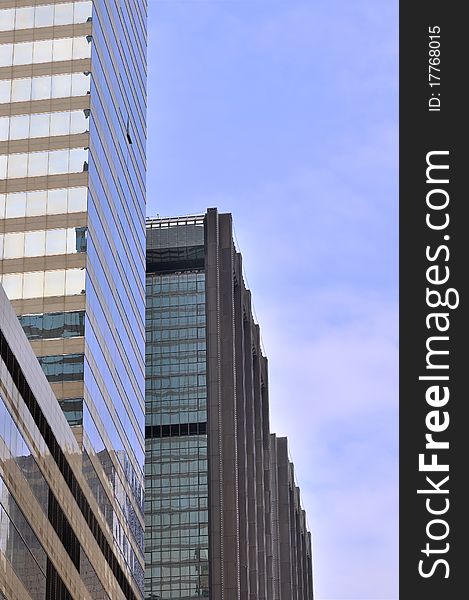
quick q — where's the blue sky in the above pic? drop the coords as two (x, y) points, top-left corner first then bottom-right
(146, 1), (398, 598)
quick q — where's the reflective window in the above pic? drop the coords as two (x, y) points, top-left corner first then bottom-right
(0, 2), (93, 32)
(58, 398), (84, 427)
(0, 148), (88, 180)
(1, 187), (87, 219)
(1, 268), (86, 300)
(0, 72), (90, 104)
(38, 353), (84, 382)
(19, 311), (85, 341)
(0, 36), (91, 67)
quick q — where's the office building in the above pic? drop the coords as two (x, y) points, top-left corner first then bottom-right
(0, 1), (147, 597)
(145, 209), (314, 599)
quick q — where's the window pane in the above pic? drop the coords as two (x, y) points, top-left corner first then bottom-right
(48, 149), (69, 174)
(30, 113), (50, 138)
(8, 154), (28, 179)
(70, 148), (88, 173)
(26, 191), (47, 216)
(46, 229), (67, 255)
(15, 7), (34, 29)
(2, 273), (23, 299)
(71, 110), (88, 134)
(33, 39), (53, 63)
(0, 44), (13, 68)
(10, 115), (29, 140)
(68, 187), (87, 212)
(53, 38), (73, 61)
(72, 37), (91, 59)
(51, 74), (71, 98)
(0, 194), (5, 220)
(34, 5), (54, 28)
(25, 230), (46, 257)
(11, 78), (31, 102)
(50, 112), (70, 136)
(3, 232), (24, 259)
(44, 270), (65, 296)
(5, 192), (26, 218)
(54, 3), (74, 26)
(0, 10), (15, 32)
(0, 80), (11, 104)
(23, 271), (45, 299)
(0, 117), (8, 141)
(66, 268), (86, 295)
(74, 1), (93, 24)
(71, 73), (90, 96)
(13, 42), (33, 65)
(0, 155), (6, 179)
(47, 189), (67, 214)
(31, 76), (51, 100)
(28, 151), (48, 177)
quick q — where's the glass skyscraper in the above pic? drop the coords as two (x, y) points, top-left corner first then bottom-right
(145, 210), (314, 600)
(0, 1), (147, 598)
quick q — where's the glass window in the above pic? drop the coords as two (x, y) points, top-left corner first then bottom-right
(1, 273), (22, 299)
(10, 114), (30, 140)
(71, 72), (90, 96)
(33, 39), (53, 63)
(30, 113), (50, 138)
(7, 154), (28, 179)
(46, 229), (67, 255)
(74, 2), (93, 24)
(66, 268), (85, 295)
(15, 7), (35, 30)
(26, 191), (47, 216)
(48, 149), (69, 174)
(3, 232), (24, 259)
(72, 36), (91, 59)
(51, 73), (71, 98)
(27, 151), (48, 178)
(0, 44), (13, 68)
(69, 187), (88, 212)
(13, 41), (33, 65)
(0, 117), (8, 141)
(5, 192), (26, 218)
(23, 271), (44, 298)
(47, 189), (67, 214)
(0, 194), (5, 220)
(24, 230), (46, 257)
(0, 9), (15, 32)
(50, 112), (70, 136)
(34, 4), (54, 28)
(0, 155), (6, 179)
(31, 75), (51, 100)
(70, 148), (88, 172)
(0, 80), (11, 103)
(44, 270), (65, 296)
(11, 78), (31, 102)
(53, 37), (73, 61)
(54, 3), (74, 26)
(71, 110), (88, 134)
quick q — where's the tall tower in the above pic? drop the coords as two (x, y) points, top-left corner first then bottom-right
(0, 1), (147, 598)
(145, 210), (314, 600)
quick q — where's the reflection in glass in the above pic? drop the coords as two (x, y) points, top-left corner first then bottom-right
(0, 110), (89, 141)
(0, 2), (92, 32)
(23, 271), (44, 299)
(1, 73), (90, 104)
(11, 78), (32, 103)
(13, 41), (33, 65)
(24, 231), (46, 257)
(45, 229), (67, 255)
(34, 4), (54, 28)
(0, 80), (11, 103)
(0, 37), (91, 67)
(2, 188), (87, 218)
(1, 268), (86, 299)
(33, 39), (53, 63)
(44, 270), (65, 296)
(26, 191), (47, 217)
(27, 151), (49, 178)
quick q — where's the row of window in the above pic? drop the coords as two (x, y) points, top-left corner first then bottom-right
(1, 268), (86, 300)
(19, 311), (85, 341)
(0, 2), (92, 32)
(0, 187), (87, 220)
(0, 227), (86, 260)
(0, 110), (89, 142)
(0, 72), (90, 105)
(0, 36), (91, 68)
(38, 353), (84, 383)
(0, 148), (88, 180)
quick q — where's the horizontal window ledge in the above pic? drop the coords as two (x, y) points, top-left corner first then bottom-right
(30, 336), (85, 357)
(1, 212), (87, 233)
(0, 95), (90, 118)
(10, 293), (86, 316)
(0, 171), (88, 194)
(0, 252), (86, 274)
(2, 132), (89, 154)
(0, 58), (91, 81)
(0, 22), (91, 45)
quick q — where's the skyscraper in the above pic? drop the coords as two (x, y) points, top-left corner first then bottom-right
(145, 209), (314, 600)
(0, 1), (147, 597)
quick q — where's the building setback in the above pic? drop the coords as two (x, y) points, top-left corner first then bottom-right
(145, 209), (314, 600)
(0, 1), (147, 598)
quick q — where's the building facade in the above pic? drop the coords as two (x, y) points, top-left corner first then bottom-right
(0, 1), (147, 597)
(145, 210), (314, 600)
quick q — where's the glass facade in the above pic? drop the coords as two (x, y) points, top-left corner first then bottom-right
(145, 218), (209, 599)
(0, 0), (147, 597)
